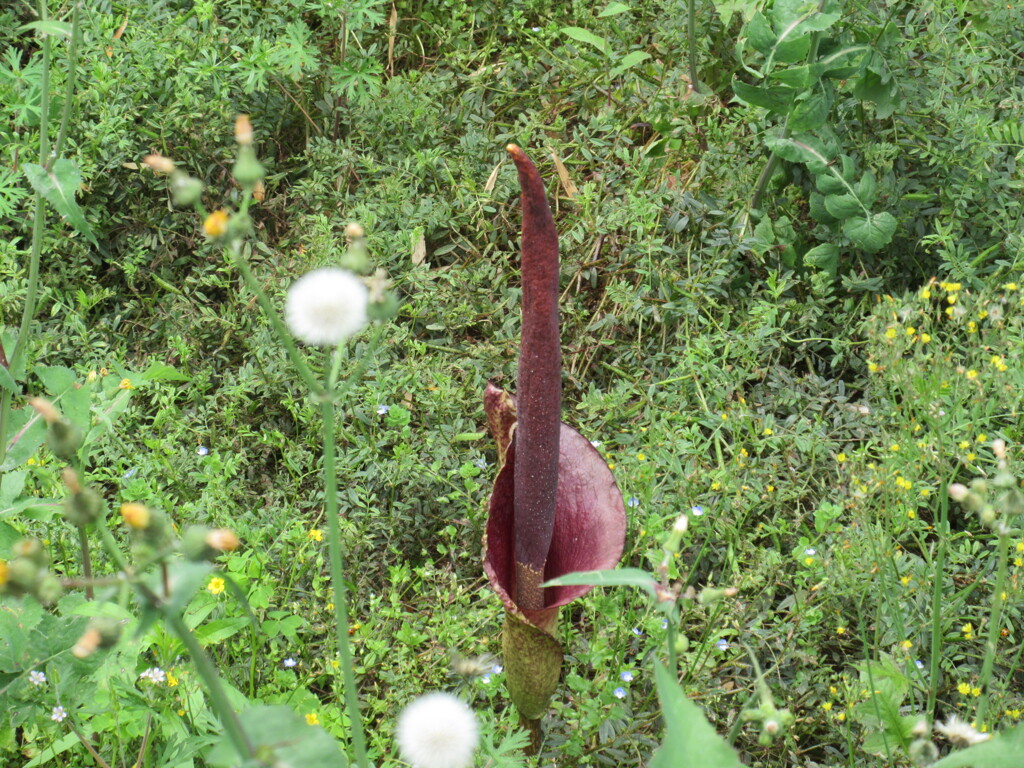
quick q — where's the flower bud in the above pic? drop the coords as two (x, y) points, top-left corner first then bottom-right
(203, 209), (229, 238)
(143, 154), (175, 174)
(35, 573), (63, 604)
(64, 488), (102, 527)
(232, 144), (265, 188)
(72, 627), (102, 658)
(366, 292), (400, 322)
(252, 179), (265, 202)
(909, 738), (939, 766)
(28, 397), (60, 424)
(225, 210), (253, 240)
(699, 586), (739, 605)
(5, 557), (43, 595)
(344, 222), (365, 239)
(62, 467), (81, 494)
(673, 633), (689, 654)
(170, 171), (203, 207)
(947, 483), (969, 502)
(235, 114), (254, 145)
(339, 244), (371, 274)
(120, 502), (151, 530)
(14, 538), (49, 568)
(47, 419), (83, 462)
(207, 528), (240, 552)
(993, 439), (1007, 460)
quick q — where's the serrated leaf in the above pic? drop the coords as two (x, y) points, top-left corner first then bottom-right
(789, 91), (832, 132)
(0, 365), (16, 393)
(732, 79), (795, 112)
(824, 193), (862, 219)
(22, 160), (99, 247)
(819, 44), (869, 77)
(745, 12), (776, 55)
(650, 662), (745, 768)
(598, 2), (631, 17)
(561, 26), (609, 55)
(844, 212), (897, 253)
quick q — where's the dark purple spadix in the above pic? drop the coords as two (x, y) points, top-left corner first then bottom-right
(506, 144), (561, 611)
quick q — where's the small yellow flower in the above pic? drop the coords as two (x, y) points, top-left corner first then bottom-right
(178, 709), (186, 717)
(906, 326), (916, 335)
(203, 209), (230, 237)
(326, 602), (334, 611)
(890, 443), (900, 452)
(921, 288), (932, 299)
(1016, 541), (1024, 553)
(901, 576), (912, 586)
(958, 682), (972, 695)
(920, 333), (931, 343)
(1003, 283), (1018, 291)
(119, 378), (134, 390)
(900, 640), (913, 650)
(885, 327), (897, 339)
(607, 462), (616, 470)
(972, 687), (982, 697)
(763, 428), (773, 436)
(837, 453), (847, 463)
(978, 310), (988, 319)
(962, 622), (974, 640)
(331, 659), (340, 669)
(308, 528), (323, 542)
(120, 502), (151, 529)
(1014, 557), (1023, 568)
(804, 556), (815, 566)
(836, 712), (846, 722)
(966, 370), (979, 380)
(207, 577), (226, 595)
(947, 293), (958, 304)
(636, 452), (647, 461)
(868, 362), (879, 373)
(836, 627), (846, 635)
(920, 489), (930, 498)
(167, 672), (178, 687)
(711, 481), (721, 491)
(822, 701), (833, 711)
(959, 441), (971, 450)
(967, 452), (976, 462)
(766, 485), (775, 493)
(305, 712), (319, 726)
(976, 434), (987, 443)
(967, 321), (978, 333)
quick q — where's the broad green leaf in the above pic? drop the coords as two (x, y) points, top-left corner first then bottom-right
(769, 63), (817, 89)
(764, 135), (830, 172)
(22, 160), (99, 247)
(774, 33), (811, 64)
(857, 171), (878, 206)
(732, 80), (795, 112)
(0, 364), (15, 393)
(206, 705), (347, 768)
(543, 567), (657, 597)
(744, 12), (776, 55)
(789, 91), (832, 132)
(844, 212), (897, 253)
(194, 617), (250, 646)
(561, 26), (610, 55)
(824, 193), (862, 219)
(795, 11), (840, 33)
(0, 410), (47, 472)
(713, 0), (760, 26)
(19, 20), (72, 37)
(650, 662), (744, 768)
(809, 191), (838, 224)
(819, 44), (869, 77)
(0, 520), (21, 558)
(142, 361), (191, 382)
(34, 364), (76, 396)
(598, 2), (631, 17)
(610, 50), (652, 78)
(930, 723), (1024, 767)
(803, 243), (840, 277)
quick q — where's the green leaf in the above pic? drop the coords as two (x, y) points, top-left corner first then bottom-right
(745, 12), (776, 55)
(844, 212), (897, 253)
(206, 705), (347, 768)
(0, 365), (16, 394)
(809, 192), (838, 224)
(34, 365), (76, 396)
(857, 171), (878, 206)
(194, 617), (250, 646)
(19, 20), (72, 37)
(824, 193), (863, 219)
(650, 662), (744, 768)
(789, 91), (832, 132)
(930, 723), (1024, 767)
(561, 26), (610, 55)
(769, 64), (817, 89)
(764, 135), (830, 172)
(803, 243), (840, 277)
(543, 567), (658, 597)
(610, 50), (652, 78)
(732, 80), (795, 112)
(598, 2), (631, 17)
(142, 361), (192, 382)
(22, 160), (99, 247)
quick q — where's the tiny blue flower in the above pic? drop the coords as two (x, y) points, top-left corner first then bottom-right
(491, 664), (503, 674)
(376, 405), (389, 415)
(804, 547), (816, 556)
(632, 627), (643, 636)
(123, 467), (137, 479)
(661, 618), (669, 629)
(691, 505), (704, 516)
(197, 446), (209, 456)
(620, 671), (634, 682)
(915, 659), (925, 670)
(474, 457), (488, 470)
(627, 497), (640, 508)
(283, 657), (297, 668)
(480, 674), (492, 684)
(613, 687), (627, 699)
(715, 639), (730, 651)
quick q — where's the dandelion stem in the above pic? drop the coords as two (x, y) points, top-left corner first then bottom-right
(926, 482), (951, 720)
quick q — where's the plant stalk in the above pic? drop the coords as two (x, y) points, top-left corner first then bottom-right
(975, 527), (1010, 727)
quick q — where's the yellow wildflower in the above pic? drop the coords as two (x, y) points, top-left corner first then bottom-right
(207, 577), (226, 595)
(203, 209), (229, 237)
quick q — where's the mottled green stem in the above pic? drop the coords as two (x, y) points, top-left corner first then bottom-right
(976, 528), (1011, 727)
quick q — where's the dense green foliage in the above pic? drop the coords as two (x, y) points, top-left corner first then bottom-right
(2, 0), (1024, 766)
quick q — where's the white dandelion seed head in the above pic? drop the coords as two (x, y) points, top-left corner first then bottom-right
(934, 714), (991, 746)
(396, 692), (479, 768)
(285, 268), (369, 346)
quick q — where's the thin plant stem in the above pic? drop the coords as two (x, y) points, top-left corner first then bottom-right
(321, 391), (370, 768)
(926, 482), (950, 720)
(77, 523), (93, 600)
(975, 527), (1011, 727)
(686, 0), (699, 91)
(93, 515), (256, 761)
(52, 1), (81, 161)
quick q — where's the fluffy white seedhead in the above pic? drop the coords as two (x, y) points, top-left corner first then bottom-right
(285, 267), (368, 345)
(396, 692), (479, 768)
(934, 714), (991, 747)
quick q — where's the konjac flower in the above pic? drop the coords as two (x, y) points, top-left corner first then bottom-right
(285, 267), (368, 345)
(396, 692), (478, 768)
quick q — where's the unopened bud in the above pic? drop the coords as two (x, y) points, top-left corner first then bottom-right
(366, 292), (400, 322)
(232, 144), (265, 188)
(911, 718), (929, 738)
(72, 627), (102, 658)
(143, 154), (175, 174)
(120, 502), (151, 530)
(699, 586), (738, 605)
(993, 439), (1007, 460)
(225, 210), (253, 240)
(28, 397), (60, 424)
(65, 488), (102, 526)
(62, 467), (81, 494)
(14, 538), (49, 568)
(948, 483), (969, 502)
(170, 171), (203, 207)
(980, 505), (997, 527)
(234, 114), (254, 145)
(207, 528), (240, 552)
(345, 222), (365, 239)
(47, 419), (82, 462)
(6, 557), (42, 595)
(203, 209), (230, 238)
(35, 573), (62, 604)
(909, 737), (939, 766)
(252, 179), (265, 202)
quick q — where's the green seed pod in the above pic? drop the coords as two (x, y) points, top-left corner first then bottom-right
(232, 145), (265, 188)
(35, 573), (63, 605)
(181, 525), (216, 562)
(366, 292), (400, 322)
(7, 557), (43, 595)
(64, 489), (103, 527)
(170, 170), (204, 207)
(225, 210), (253, 240)
(47, 419), (82, 462)
(674, 633), (689, 654)
(14, 538), (50, 569)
